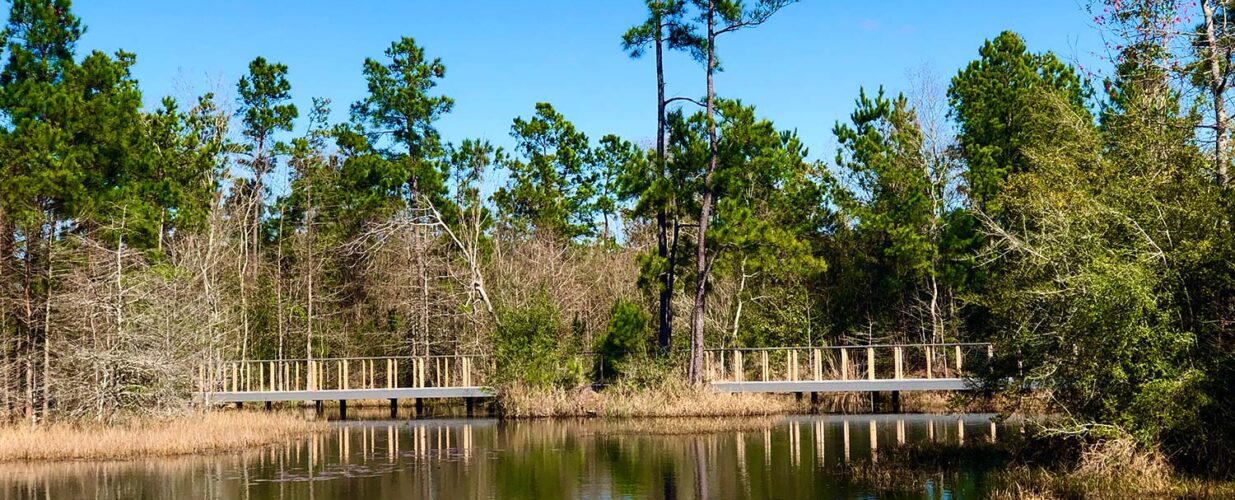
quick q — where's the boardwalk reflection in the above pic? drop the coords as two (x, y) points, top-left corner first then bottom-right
(0, 414), (1010, 499)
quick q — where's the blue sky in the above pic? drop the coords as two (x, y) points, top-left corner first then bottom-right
(73, 1), (1107, 168)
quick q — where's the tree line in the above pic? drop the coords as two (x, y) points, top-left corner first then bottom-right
(0, 0), (1232, 476)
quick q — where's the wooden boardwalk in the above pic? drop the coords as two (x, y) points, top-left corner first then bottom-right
(700, 343), (992, 394)
(198, 343), (993, 405)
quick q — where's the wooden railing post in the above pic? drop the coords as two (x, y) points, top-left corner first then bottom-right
(925, 346), (933, 379)
(761, 351), (769, 381)
(417, 358), (425, 388)
(894, 346), (903, 380)
(840, 348), (849, 380)
(732, 350), (743, 382)
(955, 345), (964, 375)
(812, 349), (822, 381)
(343, 359), (350, 390)
(867, 348), (875, 380)
(788, 350), (798, 381)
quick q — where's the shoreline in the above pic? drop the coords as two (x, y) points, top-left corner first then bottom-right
(0, 385), (1030, 463)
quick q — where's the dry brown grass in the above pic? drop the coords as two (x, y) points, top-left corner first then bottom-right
(0, 411), (323, 462)
(984, 438), (1235, 499)
(1072, 437), (1170, 490)
(497, 382), (804, 418)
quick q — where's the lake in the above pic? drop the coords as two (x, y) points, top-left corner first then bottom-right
(0, 413), (1012, 499)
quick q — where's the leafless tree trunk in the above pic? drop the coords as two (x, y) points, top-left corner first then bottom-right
(1201, 0), (1232, 186)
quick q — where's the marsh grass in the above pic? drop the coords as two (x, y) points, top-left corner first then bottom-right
(0, 411), (323, 462)
(844, 435), (1235, 499)
(496, 381), (804, 418)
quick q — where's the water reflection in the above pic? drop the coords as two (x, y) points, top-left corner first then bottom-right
(0, 414), (1010, 499)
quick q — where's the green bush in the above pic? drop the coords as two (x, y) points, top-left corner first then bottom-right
(491, 294), (583, 389)
(596, 299), (650, 380)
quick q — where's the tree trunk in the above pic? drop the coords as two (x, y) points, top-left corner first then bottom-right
(654, 5), (673, 352)
(1200, 0), (1230, 185)
(687, 1), (718, 386)
(40, 231), (53, 420)
(1202, 0), (1231, 186)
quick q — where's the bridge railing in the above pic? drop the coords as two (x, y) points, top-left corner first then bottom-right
(198, 355), (490, 394)
(702, 343), (993, 383)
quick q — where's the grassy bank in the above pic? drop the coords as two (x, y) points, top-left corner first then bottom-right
(0, 412), (323, 462)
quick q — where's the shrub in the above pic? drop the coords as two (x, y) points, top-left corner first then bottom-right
(595, 299), (650, 380)
(491, 294), (583, 389)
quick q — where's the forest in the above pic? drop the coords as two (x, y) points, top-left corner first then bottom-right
(0, 0), (1233, 477)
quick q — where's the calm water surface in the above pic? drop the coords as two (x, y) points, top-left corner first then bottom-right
(0, 413), (1010, 499)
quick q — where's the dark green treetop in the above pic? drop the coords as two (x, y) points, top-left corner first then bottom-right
(494, 102), (597, 240)
(350, 36), (454, 207)
(948, 31), (1091, 213)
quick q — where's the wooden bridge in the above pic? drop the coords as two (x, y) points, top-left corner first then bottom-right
(198, 343), (993, 412)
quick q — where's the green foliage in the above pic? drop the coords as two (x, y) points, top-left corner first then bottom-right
(494, 102), (598, 240)
(491, 294), (583, 389)
(668, 100), (827, 275)
(980, 76), (1209, 447)
(948, 30), (1091, 213)
(834, 87), (934, 280)
(237, 57), (297, 154)
(350, 36), (453, 208)
(591, 134), (642, 242)
(621, 0), (703, 61)
(596, 299), (651, 379)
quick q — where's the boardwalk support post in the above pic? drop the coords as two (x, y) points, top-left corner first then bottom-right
(390, 398), (398, 419)
(339, 400), (347, 420)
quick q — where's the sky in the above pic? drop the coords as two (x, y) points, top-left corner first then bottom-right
(72, 1), (1110, 173)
